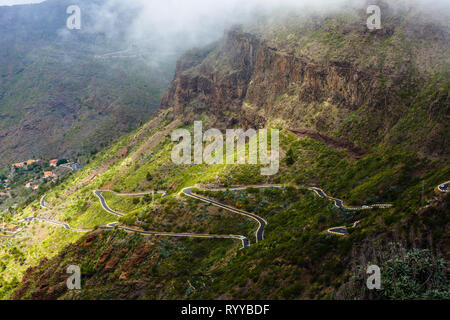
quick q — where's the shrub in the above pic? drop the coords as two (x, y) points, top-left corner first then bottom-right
(380, 247), (449, 299)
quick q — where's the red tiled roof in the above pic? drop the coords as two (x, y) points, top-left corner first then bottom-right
(13, 162), (25, 167)
(44, 171), (53, 177)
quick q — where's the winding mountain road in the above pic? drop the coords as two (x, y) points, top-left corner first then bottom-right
(327, 221), (360, 236)
(182, 187), (268, 243)
(94, 46), (138, 59)
(4, 185), (390, 243)
(437, 181), (449, 193)
(7, 181), (447, 244)
(40, 195), (50, 209)
(94, 190), (125, 217)
(94, 190), (250, 248)
(308, 187), (392, 210)
(24, 216), (91, 233)
(93, 190), (167, 216)
(95, 185), (391, 240)
(184, 184), (391, 237)
(100, 223), (249, 247)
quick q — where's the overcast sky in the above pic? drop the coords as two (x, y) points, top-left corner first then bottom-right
(0, 0), (45, 5)
(1, 0), (448, 47)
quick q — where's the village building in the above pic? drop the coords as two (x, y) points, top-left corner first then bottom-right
(13, 162), (26, 168)
(26, 159), (39, 165)
(44, 171), (54, 178)
(49, 159), (58, 167)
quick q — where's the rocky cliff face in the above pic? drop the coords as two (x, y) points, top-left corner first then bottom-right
(161, 28), (261, 128)
(161, 10), (449, 158)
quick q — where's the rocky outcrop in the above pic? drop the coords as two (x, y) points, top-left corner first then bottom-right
(161, 27), (260, 128)
(160, 23), (448, 157)
(159, 27), (388, 131)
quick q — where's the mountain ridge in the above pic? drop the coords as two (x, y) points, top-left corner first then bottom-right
(0, 0), (177, 167)
(161, 7), (449, 158)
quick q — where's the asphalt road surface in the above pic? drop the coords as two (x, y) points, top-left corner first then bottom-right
(94, 189), (250, 248)
(40, 195), (50, 209)
(11, 181), (447, 242)
(182, 187), (267, 243)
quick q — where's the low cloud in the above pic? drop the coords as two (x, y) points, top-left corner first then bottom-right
(84, 0), (448, 51)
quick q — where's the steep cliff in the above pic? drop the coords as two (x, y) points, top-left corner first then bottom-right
(161, 5), (449, 158)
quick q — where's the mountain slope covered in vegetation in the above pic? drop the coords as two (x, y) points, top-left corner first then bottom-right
(0, 1), (448, 300)
(0, 0), (177, 166)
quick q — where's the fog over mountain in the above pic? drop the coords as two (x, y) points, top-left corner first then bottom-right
(73, 0), (450, 53)
(4, 0), (448, 54)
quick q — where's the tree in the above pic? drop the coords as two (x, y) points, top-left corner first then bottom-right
(285, 147), (297, 166)
(56, 159), (68, 166)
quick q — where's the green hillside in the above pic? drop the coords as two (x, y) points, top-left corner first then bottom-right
(0, 0), (177, 167)
(0, 1), (448, 300)
(0, 106), (448, 299)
